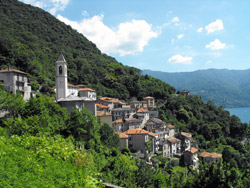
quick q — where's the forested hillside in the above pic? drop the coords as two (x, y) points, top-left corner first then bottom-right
(1, 0), (250, 187)
(143, 69), (250, 108)
(0, 0), (175, 99)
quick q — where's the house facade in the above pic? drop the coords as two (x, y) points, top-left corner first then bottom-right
(0, 68), (31, 100)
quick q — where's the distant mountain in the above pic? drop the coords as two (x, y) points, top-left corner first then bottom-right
(142, 69), (250, 108)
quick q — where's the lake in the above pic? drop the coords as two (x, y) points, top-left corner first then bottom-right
(225, 107), (250, 124)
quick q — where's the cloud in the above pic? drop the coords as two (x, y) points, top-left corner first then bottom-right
(82, 10), (89, 17)
(205, 19), (224, 34)
(205, 39), (226, 50)
(57, 14), (158, 56)
(197, 27), (203, 32)
(172, 16), (179, 23)
(168, 54), (192, 64)
(21, 0), (70, 15)
(177, 34), (184, 39)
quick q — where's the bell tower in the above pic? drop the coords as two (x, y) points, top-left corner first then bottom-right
(55, 53), (68, 100)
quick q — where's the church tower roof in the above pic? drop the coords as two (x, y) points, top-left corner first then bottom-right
(56, 53), (66, 62)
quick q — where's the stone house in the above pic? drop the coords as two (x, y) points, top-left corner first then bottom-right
(178, 132), (192, 153)
(0, 68), (31, 100)
(143, 96), (156, 109)
(199, 152), (222, 163)
(112, 118), (142, 132)
(167, 137), (181, 157)
(145, 118), (167, 140)
(112, 107), (136, 121)
(118, 132), (128, 149)
(123, 128), (158, 153)
(136, 108), (150, 121)
(167, 124), (175, 138)
(184, 147), (199, 169)
(78, 88), (96, 100)
(112, 119), (123, 132)
(97, 111), (112, 127)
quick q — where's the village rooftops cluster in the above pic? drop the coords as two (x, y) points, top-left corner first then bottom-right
(0, 54), (222, 169)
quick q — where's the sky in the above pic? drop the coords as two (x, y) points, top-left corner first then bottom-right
(20, 0), (250, 72)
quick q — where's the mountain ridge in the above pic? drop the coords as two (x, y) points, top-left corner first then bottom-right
(142, 68), (250, 108)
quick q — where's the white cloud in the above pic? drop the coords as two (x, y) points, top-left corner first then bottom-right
(172, 17), (179, 23)
(21, 0), (70, 15)
(57, 14), (158, 56)
(205, 39), (226, 50)
(168, 54), (192, 64)
(197, 27), (203, 32)
(205, 19), (224, 34)
(177, 34), (184, 39)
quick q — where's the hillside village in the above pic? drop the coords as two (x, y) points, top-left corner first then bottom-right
(0, 53), (223, 169)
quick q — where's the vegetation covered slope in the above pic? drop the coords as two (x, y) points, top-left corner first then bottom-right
(0, 0), (175, 99)
(143, 69), (250, 108)
(0, 86), (250, 187)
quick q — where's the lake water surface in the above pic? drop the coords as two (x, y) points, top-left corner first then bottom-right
(225, 107), (250, 123)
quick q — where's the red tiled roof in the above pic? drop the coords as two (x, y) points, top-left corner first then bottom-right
(79, 88), (95, 92)
(76, 84), (87, 88)
(125, 118), (137, 121)
(186, 147), (198, 154)
(96, 104), (109, 109)
(167, 124), (175, 129)
(118, 132), (128, 139)
(148, 132), (158, 137)
(144, 96), (154, 99)
(67, 83), (78, 88)
(200, 152), (222, 159)
(0, 69), (27, 75)
(97, 111), (112, 117)
(168, 137), (181, 143)
(123, 128), (149, 135)
(181, 132), (192, 138)
(112, 119), (123, 124)
(137, 108), (149, 113)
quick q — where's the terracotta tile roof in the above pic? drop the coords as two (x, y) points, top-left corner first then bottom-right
(168, 137), (181, 143)
(68, 83), (78, 88)
(181, 132), (192, 138)
(200, 152), (222, 159)
(76, 84), (87, 88)
(210, 153), (222, 159)
(137, 108), (149, 113)
(148, 132), (158, 137)
(112, 119), (123, 124)
(52, 83), (78, 90)
(119, 101), (126, 105)
(118, 132), (128, 139)
(97, 111), (112, 117)
(186, 147), (198, 154)
(167, 124), (175, 129)
(0, 69), (27, 74)
(96, 104), (109, 109)
(199, 152), (211, 157)
(123, 128), (149, 135)
(79, 88), (95, 92)
(144, 96), (154, 99)
(125, 118), (137, 121)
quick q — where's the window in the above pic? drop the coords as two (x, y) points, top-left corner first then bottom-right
(59, 66), (63, 75)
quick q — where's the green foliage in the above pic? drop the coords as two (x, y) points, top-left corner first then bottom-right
(66, 107), (101, 149)
(99, 123), (120, 149)
(0, 0), (175, 100)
